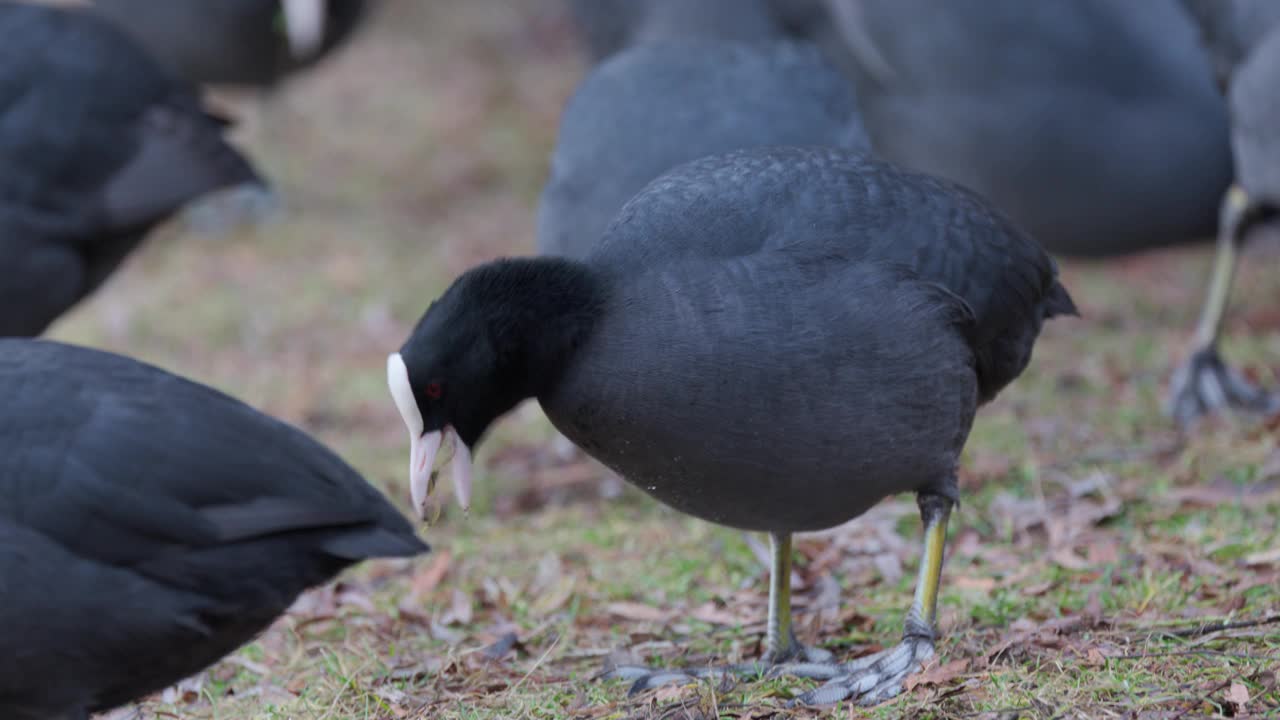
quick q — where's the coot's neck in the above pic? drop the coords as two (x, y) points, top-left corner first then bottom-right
(479, 256), (606, 399)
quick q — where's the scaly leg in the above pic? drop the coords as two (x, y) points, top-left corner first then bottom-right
(603, 495), (953, 707)
(1168, 185), (1280, 426)
(602, 530), (831, 695)
(791, 492), (952, 706)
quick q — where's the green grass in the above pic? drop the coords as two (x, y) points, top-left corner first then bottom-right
(69, 2), (1279, 718)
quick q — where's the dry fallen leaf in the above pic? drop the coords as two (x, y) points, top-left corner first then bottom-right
(689, 601), (749, 626)
(604, 601), (671, 623)
(410, 549), (452, 600)
(1243, 546), (1280, 567)
(904, 658), (969, 692)
(1226, 682), (1250, 712)
(952, 575), (998, 592)
(442, 588), (474, 626)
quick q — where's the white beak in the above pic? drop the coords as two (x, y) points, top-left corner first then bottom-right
(388, 353), (473, 520)
(282, 0), (326, 59)
(407, 427), (473, 519)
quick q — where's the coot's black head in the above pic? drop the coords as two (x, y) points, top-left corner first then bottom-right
(388, 257), (603, 519)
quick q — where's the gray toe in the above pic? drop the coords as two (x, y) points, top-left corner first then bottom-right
(627, 670), (697, 695)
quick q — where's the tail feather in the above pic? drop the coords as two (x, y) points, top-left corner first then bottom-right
(320, 526), (430, 561)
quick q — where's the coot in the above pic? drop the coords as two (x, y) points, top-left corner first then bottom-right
(390, 147), (1075, 705)
(1169, 8), (1280, 424)
(91, 0), (372, 87)
(538, 39), (868, 260)
(817, 0), (1232, 257)
(1179, 0), (1280, 88)
(0, 339), (427, 719)
(542, 1), (868, 471)
(0, 2), (267, 337)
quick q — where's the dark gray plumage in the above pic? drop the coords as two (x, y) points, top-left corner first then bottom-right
(1180, 0), (1280, 88)
(90, 0), (372, 87)
(1168, 7), (1280, 425)
(537, 40), (869, 259)
(1230, 31), (1280, 199)
(391, 146), (1074, 705)
(0, 339), (427, 720)
(0, 2), (266, 337)
(816, 0), (1232, 257)
(566, 0), (784, 62)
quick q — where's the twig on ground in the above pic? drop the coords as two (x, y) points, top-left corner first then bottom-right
(1157, 614), (1280, 639)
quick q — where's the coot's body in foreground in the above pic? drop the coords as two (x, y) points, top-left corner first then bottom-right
(0, 339), (427, 719)
(817, 0), (1232, 257)
(1168, 4), (1280, 425)
(390, 147), (1075, 705)
(91, 0), (371, 88)
(0, 3), (266, 337)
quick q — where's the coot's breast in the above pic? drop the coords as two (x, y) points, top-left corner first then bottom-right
(540, 258), (978, 533)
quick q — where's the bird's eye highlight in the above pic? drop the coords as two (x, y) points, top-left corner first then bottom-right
(425, 381), (443, 399)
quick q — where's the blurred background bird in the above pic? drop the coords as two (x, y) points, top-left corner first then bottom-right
(89, 0), (375, 88)
(0, 1), (268, 337)
(1168, 0), (1280, 425)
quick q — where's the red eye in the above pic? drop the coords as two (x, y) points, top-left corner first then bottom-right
(425, 381), (443, 399)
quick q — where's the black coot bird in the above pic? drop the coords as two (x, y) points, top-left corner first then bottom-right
(0, 339), (427, 720)
(90, 0), (372, 88)
(0, 2), (267, 337)
(539, 24), (868, 260)
(545, 0), (865, 257)
(543, 0), (867, 467)
(815, 0), (1232, 257)
(389, 147), (1075, 705)
(1168, 2), (1280, 425)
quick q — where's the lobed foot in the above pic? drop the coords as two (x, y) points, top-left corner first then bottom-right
(602, 640), (834, 697)
(791, 634), (934, 706)
(1168, 346), (1280, 426)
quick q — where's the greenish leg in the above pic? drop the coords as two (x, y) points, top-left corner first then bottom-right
(904, 493), (951, 639)
(604, 495), (950, 704)
(792, 492), (953, 706)
(765, 531), (795, 659)
(1192, 185), (1247, 348)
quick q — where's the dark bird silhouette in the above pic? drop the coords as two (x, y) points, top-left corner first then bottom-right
(538, 39), (868, 260)
(90, 0), (372, 88)
(0, 2), (267, 337)
(543, 0), (868, 471)
(0, 339), (427, 720)
(1170, 1), (1280, 424)
(390, 147), (1074, 705)
(814, 0), (1232, 257)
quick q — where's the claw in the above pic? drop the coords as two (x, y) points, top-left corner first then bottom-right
(599, 642), (829, 697)
(1168, 346), (1280, 426)
(790, 635), (934, 706)
(626, 670), (698, 695)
